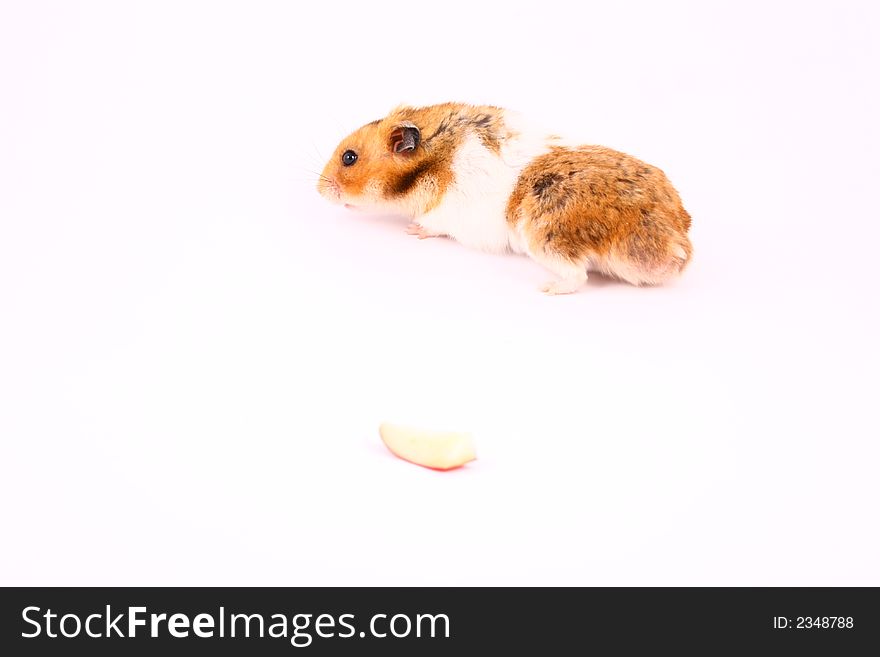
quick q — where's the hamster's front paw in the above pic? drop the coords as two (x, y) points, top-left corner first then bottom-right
(406, 222), (442, 240)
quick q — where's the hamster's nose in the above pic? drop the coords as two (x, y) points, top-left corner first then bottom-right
(317, 177), (342, 202)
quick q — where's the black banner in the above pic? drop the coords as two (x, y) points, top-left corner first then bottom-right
(1, 587), (877, 654)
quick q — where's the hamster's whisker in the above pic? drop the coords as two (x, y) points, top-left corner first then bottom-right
(308, 140), (327, 166)
(303, 153), (324, 170)
(295, 165), (334, 184)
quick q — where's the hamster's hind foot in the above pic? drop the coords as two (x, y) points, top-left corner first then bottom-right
(533, 251), (588, 295)
(540, 278), (586, 295)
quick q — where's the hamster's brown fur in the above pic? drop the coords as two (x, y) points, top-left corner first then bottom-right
(507, 146), (692, 286)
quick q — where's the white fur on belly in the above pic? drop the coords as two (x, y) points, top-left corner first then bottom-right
(417, 113), (553, 254)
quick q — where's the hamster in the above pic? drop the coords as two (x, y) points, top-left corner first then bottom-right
(317, 102), (692, 294)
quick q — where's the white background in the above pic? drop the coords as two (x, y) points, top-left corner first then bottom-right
(1, 1), (878, 585)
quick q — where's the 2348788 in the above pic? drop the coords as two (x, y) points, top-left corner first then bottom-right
(796, 617), (853, 629)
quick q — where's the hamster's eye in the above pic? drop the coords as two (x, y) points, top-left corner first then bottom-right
(341, 150), (358, 167)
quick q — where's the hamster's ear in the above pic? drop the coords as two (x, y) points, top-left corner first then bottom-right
(389, 123), (421, 154)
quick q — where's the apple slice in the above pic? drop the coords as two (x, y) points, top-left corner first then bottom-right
(379, 422), (476, 471)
